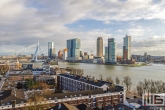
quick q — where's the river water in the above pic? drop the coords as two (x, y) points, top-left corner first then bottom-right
(59, 62), (165, 90)
(21, 61), (165, 90)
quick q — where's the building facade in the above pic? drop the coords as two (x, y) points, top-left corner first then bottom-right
(0, 89), (125, 110)
(63, 48), (68, 60)
(48, 42), (55, 58)
(105, 47), (108, 62)
(123, 35), (131, 60)
(7, 71), (33, 81)
(67, 38), (81, 60)
(42, 63), (50, 74)
(57, 74), (113, 92)
(97, 37), (103, 57)
(105, 38), (116, 64)
(58, 50), (63, 60)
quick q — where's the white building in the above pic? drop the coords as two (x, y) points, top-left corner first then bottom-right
(63, 48), (68, 61)
(42, 63), (50, 74)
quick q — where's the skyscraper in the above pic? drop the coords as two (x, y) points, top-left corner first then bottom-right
(105, 47), (108, 62)
(48, 42), (55, 58)
(123, 35), (131, 60)
(97, 37), (103, 57)
(63, 48), (68, 60)
(105, 38), (116, 64)
(67, 38), (81, 60)
(58, 50), (63, 60)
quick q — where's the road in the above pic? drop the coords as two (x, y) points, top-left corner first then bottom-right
(0, 77), (5, 90)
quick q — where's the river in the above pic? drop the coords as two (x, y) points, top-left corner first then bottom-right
(20, 61), (165, 90)
(59, 62), (165, 90)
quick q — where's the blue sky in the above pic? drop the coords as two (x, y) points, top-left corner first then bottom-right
(0, 0), (165, 56)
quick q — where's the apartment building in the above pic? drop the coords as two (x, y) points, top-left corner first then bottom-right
(45, 89), (124, 109)
(34, 76), (55, 85)
(0, 89), (125, 110)
(7, 71), (33, 81)
(58, 73), (115, 92)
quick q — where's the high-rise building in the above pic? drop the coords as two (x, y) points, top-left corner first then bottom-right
(67, 38), (81, 60)
(106, 38), (116, 63)
(58, 50), (63, 60)
(105, 38), (116, 64)
(63, 48), (68, 60)
(48, 42), (55, 58)
(97, 37), (103, 57)
(105, 47), (108, 62)
(123, 35), (131, 60)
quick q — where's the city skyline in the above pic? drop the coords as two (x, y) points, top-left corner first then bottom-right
(0, 0), (165, 56)
(97, 37), (103, 57)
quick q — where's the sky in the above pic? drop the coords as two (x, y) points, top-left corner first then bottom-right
(0, 0), (165, 56)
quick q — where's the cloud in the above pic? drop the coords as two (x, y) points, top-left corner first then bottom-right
(0, 0), (165, 55)
(116, 30), (123, 32)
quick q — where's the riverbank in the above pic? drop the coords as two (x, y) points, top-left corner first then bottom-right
(64, 61), (150, 67)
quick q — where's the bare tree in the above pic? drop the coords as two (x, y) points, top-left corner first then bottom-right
(136, 82), (143, 96)
(106, 76), (114, 83)
(115, 77), (120, 85)
(123, 76), (132, 91)
(99, 74), (103, 81)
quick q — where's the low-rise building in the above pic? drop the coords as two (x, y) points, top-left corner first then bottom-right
(34, 76), (55, 85)
(32, 68), (43, 74)
(0, 89), (26, 106)
(42, 62), (50, 74)
(7, 70), (33, 81)
(45, 89), (124, 109)
(57, 73), (121, 92)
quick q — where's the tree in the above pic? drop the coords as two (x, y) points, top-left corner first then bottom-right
(106, 76), (114, 83)
(136, 82), (143, 96)
(123, 76), (132, 91)
(99, 74), (103, 81)
(115, 77), (120, 85)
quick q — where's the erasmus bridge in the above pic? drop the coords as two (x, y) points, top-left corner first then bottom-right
(31, 41), (45, 62)
(11, 41), (45, 62)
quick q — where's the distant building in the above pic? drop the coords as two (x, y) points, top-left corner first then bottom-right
(123, 35), (131, 60)
(97, 37), (103, 57)
(7, 70), (33, 81)
(22, 64), (33, 70)
(67, 38), (82, 60)
(6, 59), (22, 70)
(80, 51), (84, 57)
(105, 38), (116, 64)
(105, 47), (108, 61)
(84, 52), (88, 56)
(34, 76), (55, 85)
(48, 42), (55, 58)
(58, 50), (63, 60)
(42, 62), (50, 74)
(63, 48), (68, 60)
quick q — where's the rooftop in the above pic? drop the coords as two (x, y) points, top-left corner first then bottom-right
(0, 89), (25, 105)
(48, 103), (79, 110)
(45, 89), (104, 100)
(8, 70), (33, 76)
(58, 74), (112, 87)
